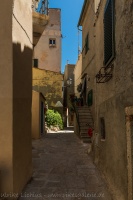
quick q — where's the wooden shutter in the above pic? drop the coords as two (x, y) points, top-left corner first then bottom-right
(104, 0), (115, 66)
(33, 59), (38, 68)
(85, 33), (89, 54)
(88, 89), (93, 106)
(100, 117), (106, 139)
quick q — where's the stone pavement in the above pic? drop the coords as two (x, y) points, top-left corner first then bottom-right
(19, 130), (113, 200)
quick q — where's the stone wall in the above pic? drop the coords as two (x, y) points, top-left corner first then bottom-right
(79, 0), (133, 199)
(32, 68), (63, 110)
(34, 8), (61, 72)
(0, 0), (33, 195)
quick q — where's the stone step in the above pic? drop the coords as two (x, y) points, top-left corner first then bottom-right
(78, 114), (92, 117)
(79, 120), (93, 126)
(79, 119), (93, 123)
(80, 129), (93, 133)
(82, 137), (91, 143)
(78, 113), (92, 116)
(80, 133), (89, 137)
(77, 109), (90, 112)
(80, 125), (93, 128)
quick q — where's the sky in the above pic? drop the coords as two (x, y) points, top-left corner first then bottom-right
(49, 0), (84, 73)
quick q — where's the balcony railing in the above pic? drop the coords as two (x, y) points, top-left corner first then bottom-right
(38, 0), (48, 15)
(32, 0), (48, 15)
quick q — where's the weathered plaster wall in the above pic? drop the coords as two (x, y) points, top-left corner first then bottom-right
(0, 0), (13, 193)
(34, 8), (61, 72)
(80, 0), (133, 199)
(80, 0), (96, 115)
(32, 91), (40, 139)
(12, 0), (33, 195)
(94, 1), (133, 199)
(0, 0), (32, 195)
(63, 64), (75, 126)
(74, 54), (82, 98)
(32, 68), (63, 109)
(32, 91), (46, 139)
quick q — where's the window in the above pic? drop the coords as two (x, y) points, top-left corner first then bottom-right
(85, 33), (89, 54)
(49, 38), (56, 47)
(33, 59), (38, 68)
(87, 89), (93, 106)
(100, 117), (106, 140)
(104, 0), (115, 67)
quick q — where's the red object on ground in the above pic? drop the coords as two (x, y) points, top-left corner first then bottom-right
(88, 128), (93, 137)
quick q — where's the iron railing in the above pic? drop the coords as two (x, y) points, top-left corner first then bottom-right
(32, 0), (49, 15)
(38, 0), (48, 15)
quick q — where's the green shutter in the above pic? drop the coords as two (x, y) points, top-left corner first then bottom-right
(88, 89), (93, 106)
(104, 0), (115, 66)
(85, 33), (89, 54)
(33, 59), (38, 68)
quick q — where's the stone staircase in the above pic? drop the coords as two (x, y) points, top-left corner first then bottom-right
(76, 106), (94, 143)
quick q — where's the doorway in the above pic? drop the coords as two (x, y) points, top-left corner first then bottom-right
(41, 101), (44, 134)
(125, 106), (133, 200)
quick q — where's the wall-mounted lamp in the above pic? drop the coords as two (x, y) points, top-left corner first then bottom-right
(66, 78), (72, 86)
(62, 78), (72, 89)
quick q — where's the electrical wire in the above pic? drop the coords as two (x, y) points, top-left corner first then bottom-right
(12, 0), (33, 46)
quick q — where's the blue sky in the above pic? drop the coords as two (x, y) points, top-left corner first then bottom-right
(49, 0), (84, 73)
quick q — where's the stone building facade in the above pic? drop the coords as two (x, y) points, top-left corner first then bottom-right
(0, 0), (33, 195)
(33, 8), (61, 72)
(74, 54), (82, 98)
(32, 68), (63, 110)
(78, 0), (133, 199)
(63, 64), (75, 127)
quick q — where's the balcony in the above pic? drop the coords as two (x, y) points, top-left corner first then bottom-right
(33, 0), (49, 46)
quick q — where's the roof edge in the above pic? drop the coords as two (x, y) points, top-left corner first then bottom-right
(78, 0), (89, 27)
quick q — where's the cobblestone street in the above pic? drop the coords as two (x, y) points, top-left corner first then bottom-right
(19, 130), (113, 200)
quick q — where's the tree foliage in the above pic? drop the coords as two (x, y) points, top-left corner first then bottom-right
(45, 109), (63, 130)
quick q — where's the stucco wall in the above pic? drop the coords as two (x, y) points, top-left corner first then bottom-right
(32, 91), (46, 139)
(63, 64), (75, 126)
(79, 0), (133, 199)
(80, 0), (96, 115)
(74, 54), (82, 98)
(95, 1), (133, 199)
(32, 91), (40, 139)
(34, 8), (61, 72)
(32, 68), (63, 109)
(0, 0), (13, 193)
(12, 0), (33, 195)
(0, 0), (32, 195)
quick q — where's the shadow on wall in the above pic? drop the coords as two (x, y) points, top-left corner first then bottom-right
(13, 43), (33, 194)
(33, 85), (63, 106)
(0, 43), (33, 194)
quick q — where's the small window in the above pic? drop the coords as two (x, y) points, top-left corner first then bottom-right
(100, 117), (106, 140)
(85, 33), (89, 54)
(87, 89), (93, 106)
(49, 38), (56, 47)
(33, 59), (38, 68)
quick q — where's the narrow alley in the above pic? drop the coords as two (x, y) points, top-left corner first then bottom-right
(19, 130), (113, 200)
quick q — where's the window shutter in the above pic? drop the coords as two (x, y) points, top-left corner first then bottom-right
(88, 90), (93, 106)
(33, 59), (38, 68)
(104, 0), (115, 66)
(100, 117), (106, 139)
(85, 33), (89, 54)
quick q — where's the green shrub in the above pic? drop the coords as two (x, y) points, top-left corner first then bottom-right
(45, 109), (63, 130)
